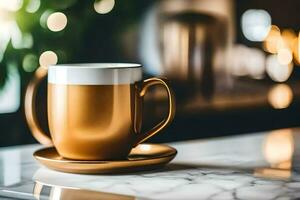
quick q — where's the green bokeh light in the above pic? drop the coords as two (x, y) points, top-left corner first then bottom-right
(22, 53), (38, 72)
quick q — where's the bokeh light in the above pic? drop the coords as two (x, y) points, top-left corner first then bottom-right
(295, 32), (300, 64)
(0, 12), (27, 61)
(231, 45), (251, 76)
(245, 48), (266, 79)
(268, 84), (293, 109)
(263, 25), (281, 54)
(264, 27), (299, 66)
(40, 10), (52, 28)
(94, 0), (115, 14)
(39, 51), (58, 67)
(26, 0), (40, 13)
(230, 45), (265, 79)
(241, 9), (271, 42)
(21, 33), (34, 49)
(22, 54), (38, 72)
(282, 29), (296, 50)
(47, 12), (67, 32)
(0, 0), (23, 12)
(266, 54), (293, 82)
(264, 129), (294, 166)
(254, 168), (291, 179)
(12, 31), (34, 50)
(277, 48), (293, 65)
(298, 32), (300, 62)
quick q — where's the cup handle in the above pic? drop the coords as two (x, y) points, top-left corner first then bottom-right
(134, 77), (176, 146)
(24, 66), (52, 145)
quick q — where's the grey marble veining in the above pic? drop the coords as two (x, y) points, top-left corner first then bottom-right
(0, 128), (300, 199)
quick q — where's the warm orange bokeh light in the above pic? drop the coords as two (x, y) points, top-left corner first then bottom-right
(94, 0), (115, 14)
(267, 84), (293, 109)
(47, 12), (67, 32)
(266, 55), (293, 82)
(254, 168), (291, 179)
(263, 25), (281, 54)
(281, 29), (297, 50)
(39, 51), (58, 67)
(295, 32), (300, 64)
(299, 32), (300, 62)
(263, 129), (294, 168)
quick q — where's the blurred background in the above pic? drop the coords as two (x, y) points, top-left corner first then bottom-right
(0, 0), (300, 146)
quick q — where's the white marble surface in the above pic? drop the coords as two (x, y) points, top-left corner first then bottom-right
(1, 128), (300, 199)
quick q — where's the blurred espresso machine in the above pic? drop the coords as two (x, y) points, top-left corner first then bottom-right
(140, 0), (234, 103)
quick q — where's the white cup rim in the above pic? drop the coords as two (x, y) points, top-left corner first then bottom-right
(49, 63), (142, 69)
(48, 63), (142, 85)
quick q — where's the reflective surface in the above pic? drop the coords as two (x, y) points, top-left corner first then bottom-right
(33, 144), (177, 174)
(33, 182), (134, 200)
(2, 129), (300, 199)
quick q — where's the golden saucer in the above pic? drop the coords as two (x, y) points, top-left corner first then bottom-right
(33, 144), (177, 174)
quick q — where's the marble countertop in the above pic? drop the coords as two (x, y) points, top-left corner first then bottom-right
(1, 128), (300, 199)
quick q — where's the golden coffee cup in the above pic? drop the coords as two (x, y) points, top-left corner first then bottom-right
(25, 63), (175, 160)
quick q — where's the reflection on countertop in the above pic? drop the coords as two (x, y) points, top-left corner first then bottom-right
(33, 182), (134, 200)
(1, 129), (300, 199)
